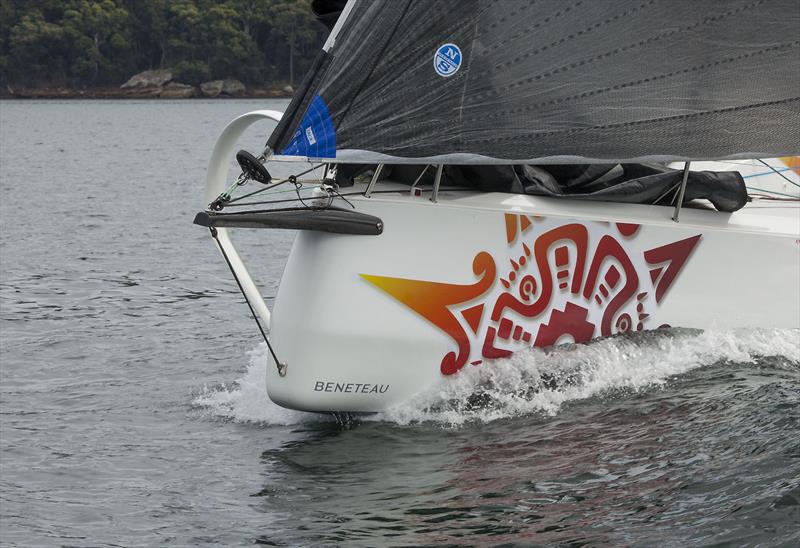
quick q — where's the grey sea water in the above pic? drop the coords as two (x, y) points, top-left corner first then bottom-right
(1, 100), (799, 547)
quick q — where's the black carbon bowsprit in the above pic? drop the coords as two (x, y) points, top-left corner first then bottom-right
(193, 207), (384, 236)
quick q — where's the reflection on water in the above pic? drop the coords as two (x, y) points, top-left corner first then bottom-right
(206, 340), (800, 546)
(1, 100), (799, 546)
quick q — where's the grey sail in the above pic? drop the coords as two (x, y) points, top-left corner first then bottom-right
(268, 0), (800, 164)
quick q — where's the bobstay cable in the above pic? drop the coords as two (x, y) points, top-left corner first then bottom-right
(209, 226), (287, 377)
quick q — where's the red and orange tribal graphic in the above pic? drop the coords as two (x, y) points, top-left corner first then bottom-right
(362, 215), (701, 375)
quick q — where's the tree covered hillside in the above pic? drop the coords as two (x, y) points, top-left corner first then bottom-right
(0, 0), (325, 89)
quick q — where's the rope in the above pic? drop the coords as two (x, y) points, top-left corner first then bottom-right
(756, 159), (800, 189)
(213, 164), (325, 209)
(746, 186), (800, 199)
(209, 227), (285, 376)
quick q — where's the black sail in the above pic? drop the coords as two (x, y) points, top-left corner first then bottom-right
(268, 0), (800, 164)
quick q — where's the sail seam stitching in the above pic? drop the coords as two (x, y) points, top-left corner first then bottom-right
(476, 40), (800, 122)
(333, 0), (415, 134)
(469, 97), (800, 142)
(473, 0), (766, 100)
(482, 0), (656, 73)
(478, 0), (582, 56)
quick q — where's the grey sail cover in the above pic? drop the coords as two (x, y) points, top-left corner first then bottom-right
(268, 0), (800, 164)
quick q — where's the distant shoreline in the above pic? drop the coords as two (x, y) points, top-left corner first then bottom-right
(0, 85), (294, 100)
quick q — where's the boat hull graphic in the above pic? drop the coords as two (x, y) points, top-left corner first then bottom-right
(265, 194), (799, 412)
(361, 216), (701, 376)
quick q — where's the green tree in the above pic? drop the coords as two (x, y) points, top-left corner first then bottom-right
(0, 0), (16, 85)
(269, 0), (317, 84)
(9, 9), (68, 85)
(0, 0), (326, 90)
(206, 1), (262, 83)
(126, 0), (169, 69)
(61, 0), (132, 84)
(164, 0), (205, 66)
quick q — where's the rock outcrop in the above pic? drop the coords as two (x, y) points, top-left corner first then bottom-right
(200, 79), (246, 97)
(121, 69), (173, 89)
(221, 79), (246, 96)
(160, 82), (196, 98)
(200, 80), (224, 98)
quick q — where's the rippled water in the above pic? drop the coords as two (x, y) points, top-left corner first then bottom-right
(1, 100), (799, 547)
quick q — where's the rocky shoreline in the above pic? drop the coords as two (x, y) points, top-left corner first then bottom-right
(2, 69), (295, 100)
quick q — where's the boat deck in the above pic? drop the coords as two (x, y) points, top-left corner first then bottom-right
(343, 180), (800, 238)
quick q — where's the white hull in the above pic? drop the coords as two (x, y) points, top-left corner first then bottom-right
(266, 187), (800, 412)
(201, 111), (800, 413)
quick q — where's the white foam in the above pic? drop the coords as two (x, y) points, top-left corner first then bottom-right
(193, 329), (799, 427)
(193, 344), (323, 426)
(376, 328), (799, 426)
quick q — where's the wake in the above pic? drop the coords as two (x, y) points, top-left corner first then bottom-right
(193, 328), (799, 426)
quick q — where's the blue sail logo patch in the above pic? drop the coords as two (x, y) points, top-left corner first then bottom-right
(433, 43), (462, 77)
(280, 94), (336, 158)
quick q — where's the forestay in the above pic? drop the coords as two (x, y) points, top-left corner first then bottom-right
(267, 0), (800, 164)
